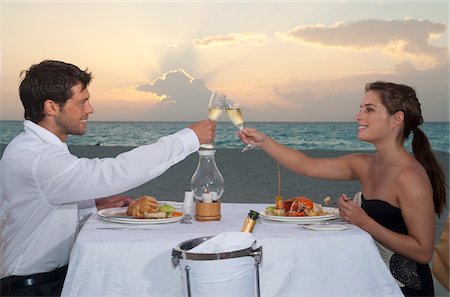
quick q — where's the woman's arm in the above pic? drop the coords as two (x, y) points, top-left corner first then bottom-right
(239, 127), (367, 180)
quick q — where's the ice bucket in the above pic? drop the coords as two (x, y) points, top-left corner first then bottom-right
(172, 236), (262, 297)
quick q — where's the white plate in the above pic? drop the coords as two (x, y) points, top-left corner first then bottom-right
(97, 207), (184, 224)
(260, 207), (339, 224)
(303, 223), (352, 231)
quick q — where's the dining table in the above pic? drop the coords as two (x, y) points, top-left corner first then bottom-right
(61, 202), (404, 297)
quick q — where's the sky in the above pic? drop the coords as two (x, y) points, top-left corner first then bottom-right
(0, 0), (449, 122)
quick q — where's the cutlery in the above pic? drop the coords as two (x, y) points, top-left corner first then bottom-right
(320, 221), (349, 225)
(95, 227), (161, 231)
(180, 214), (192, 224)
(297, 221), (349, 226)
(324, 195), (354, 207)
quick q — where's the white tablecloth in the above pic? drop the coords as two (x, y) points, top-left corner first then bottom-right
(62, 203), (403, 297)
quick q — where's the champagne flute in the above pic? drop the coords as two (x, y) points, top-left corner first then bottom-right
(224, 98), (256, 152)
(201, 92), (225, 149)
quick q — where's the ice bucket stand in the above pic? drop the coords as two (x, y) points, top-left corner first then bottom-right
(172, 236), (263, 297)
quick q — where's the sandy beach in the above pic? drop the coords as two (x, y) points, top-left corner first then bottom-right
(1, 144), (444, 235)
(70, 147), (366, 201)
(64, 146), (448, 232)
(1, 144), (448, 235)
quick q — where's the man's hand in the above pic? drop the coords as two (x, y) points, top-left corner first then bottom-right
(95, 195), (133, 210)
(189, 120), (216, 145)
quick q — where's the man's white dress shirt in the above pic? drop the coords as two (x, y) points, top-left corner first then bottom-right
(0, 120), (199, 278)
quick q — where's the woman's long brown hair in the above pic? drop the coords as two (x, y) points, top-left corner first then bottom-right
(366, 81), (447, 216)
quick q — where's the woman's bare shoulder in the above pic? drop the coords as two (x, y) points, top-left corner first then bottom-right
(398, 158), (429, 184)
(342, 152), (375, 164)
(396, 162), (432, 201)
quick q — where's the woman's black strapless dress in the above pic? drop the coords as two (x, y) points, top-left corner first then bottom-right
(361, 194), (434, 297)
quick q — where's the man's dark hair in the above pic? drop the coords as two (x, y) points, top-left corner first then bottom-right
(19, 60), (93, 123)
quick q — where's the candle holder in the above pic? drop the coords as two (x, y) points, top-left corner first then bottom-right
(195, 200), (221, 221)
(191, 150), (224, 221)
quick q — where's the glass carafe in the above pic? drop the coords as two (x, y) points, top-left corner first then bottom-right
(191, 150), (224, 203)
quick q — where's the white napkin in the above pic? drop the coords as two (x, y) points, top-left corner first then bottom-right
(189, 232), (256, 254)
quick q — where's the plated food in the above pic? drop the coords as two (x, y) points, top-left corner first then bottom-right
(265, 196), (328, 217)
(126, 195), (183, 219)
(261, 196), (340, 223)
(97, 195), (184, 224)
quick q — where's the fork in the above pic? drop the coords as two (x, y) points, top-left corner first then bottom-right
(180, 214), (193, 224)
(95, 227), (161, 231)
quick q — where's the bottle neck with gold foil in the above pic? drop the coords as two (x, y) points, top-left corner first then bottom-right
(241, 210), (259, 233)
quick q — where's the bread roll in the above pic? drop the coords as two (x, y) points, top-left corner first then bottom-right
(126, 195), (162, 218)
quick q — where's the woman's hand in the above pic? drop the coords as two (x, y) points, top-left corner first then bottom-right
(95, 195), (133, 210)
(337, 193), (368, 226)
(238, 127), (267, 148)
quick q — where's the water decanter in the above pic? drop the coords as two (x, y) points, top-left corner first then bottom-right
(191, 149), (224, 221)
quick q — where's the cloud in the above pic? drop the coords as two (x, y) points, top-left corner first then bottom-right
(279, 19), (448, 69)
(135, 69), (212, 121)
(130, 61), (448, 122)
(193, 32), (268, 47)
(260, 61), (449, 122)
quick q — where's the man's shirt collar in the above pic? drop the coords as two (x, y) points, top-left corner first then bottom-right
(23, 120), (68, 148)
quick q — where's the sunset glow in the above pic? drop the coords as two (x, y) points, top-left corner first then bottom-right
(1, 1), (448, 122)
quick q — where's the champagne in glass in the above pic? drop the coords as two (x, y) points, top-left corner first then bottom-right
(224, 98), (255, 152)
(226, 107), (244, 129)
(208, 107), (223, 121)
(201, 92), (225, 149)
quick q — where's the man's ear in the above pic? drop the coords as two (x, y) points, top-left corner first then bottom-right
(43, 99), (60, 116)
(391, 110), (404, 127)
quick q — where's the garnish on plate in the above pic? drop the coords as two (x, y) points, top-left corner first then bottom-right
(273, 162), (285, 216)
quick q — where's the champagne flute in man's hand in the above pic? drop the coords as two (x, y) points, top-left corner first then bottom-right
(201, 92), (225, 149)
(224, 98), (255, 152)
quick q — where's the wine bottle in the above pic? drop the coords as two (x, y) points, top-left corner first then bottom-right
(240, 210), (259, 233)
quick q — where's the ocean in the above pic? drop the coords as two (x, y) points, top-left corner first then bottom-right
(1, 121), (449, 152)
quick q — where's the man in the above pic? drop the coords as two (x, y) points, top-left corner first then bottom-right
(0, 60), (215, 296)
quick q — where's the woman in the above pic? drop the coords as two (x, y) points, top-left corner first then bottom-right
(239, 81), (447, 296)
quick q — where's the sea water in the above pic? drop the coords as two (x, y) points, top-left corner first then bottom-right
(1, 121), (448, 152)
